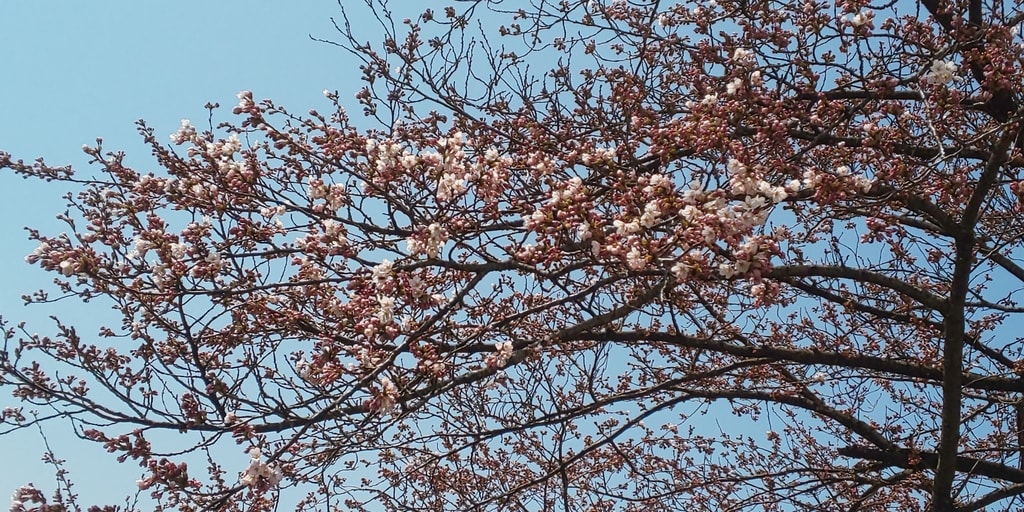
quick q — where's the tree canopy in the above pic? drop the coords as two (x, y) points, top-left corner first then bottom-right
(5, 0), (1024, 510)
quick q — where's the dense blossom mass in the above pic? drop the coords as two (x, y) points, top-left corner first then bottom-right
(4, 0), (1024, 511)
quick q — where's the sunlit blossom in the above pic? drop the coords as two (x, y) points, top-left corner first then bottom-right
(58, 258), (76, 277)
(670, 260), (691, 281)
(169, 119), (196, 144)
(25, 242), (50, 265)
(406, 236), (424, 256)
(235, 90), (254, 110)
(732, 47), (754, 63)
(377, 296), (396, 325)
(626, 246), (647, 270)
(437, 172), (467, 202)
(921, 59), (958, 85)
(169, 242), (188, 260)
(239, 447), (283, 488)
(639, 200), (663, 228)
(848, 10), (872, 27)
(613, 219), (642, 235)
(726, 77), (744, 95)
(425, 223), (448, 258)
(372, 259), (394, 283)
(487, 341), (514, 368)
(400, 315), (416, 332)
(718, 262), (736, 278)
(376, 377), (399, 412)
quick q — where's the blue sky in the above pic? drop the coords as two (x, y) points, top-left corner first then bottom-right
(0, 1), (387, 505)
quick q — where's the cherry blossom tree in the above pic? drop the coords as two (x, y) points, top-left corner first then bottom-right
(4, 0), (1024, 510)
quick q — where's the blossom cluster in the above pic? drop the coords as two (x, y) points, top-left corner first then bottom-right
(363, 133), (473, 203)
(846, 10), (873, 27)
(170, 119), (198, 145)
(239, 448), (283, 490)
(921, 59), (959, 85)
(515, 152), (811, 285)
(727, 159), (788, 203)
(406, 223), (449, 258)
(800, 165), (874, 196)
(307, 177), (350, 213)
(369, 376), (399, 412)
(523, 176), (590, 231)
(485, 341), (514, 369)
(168, 115), (253, 199)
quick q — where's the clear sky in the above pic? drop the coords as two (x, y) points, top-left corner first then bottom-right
(0, 1), (384, 506)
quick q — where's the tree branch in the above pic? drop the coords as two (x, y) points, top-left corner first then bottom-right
(839, 445), (1024, 484)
